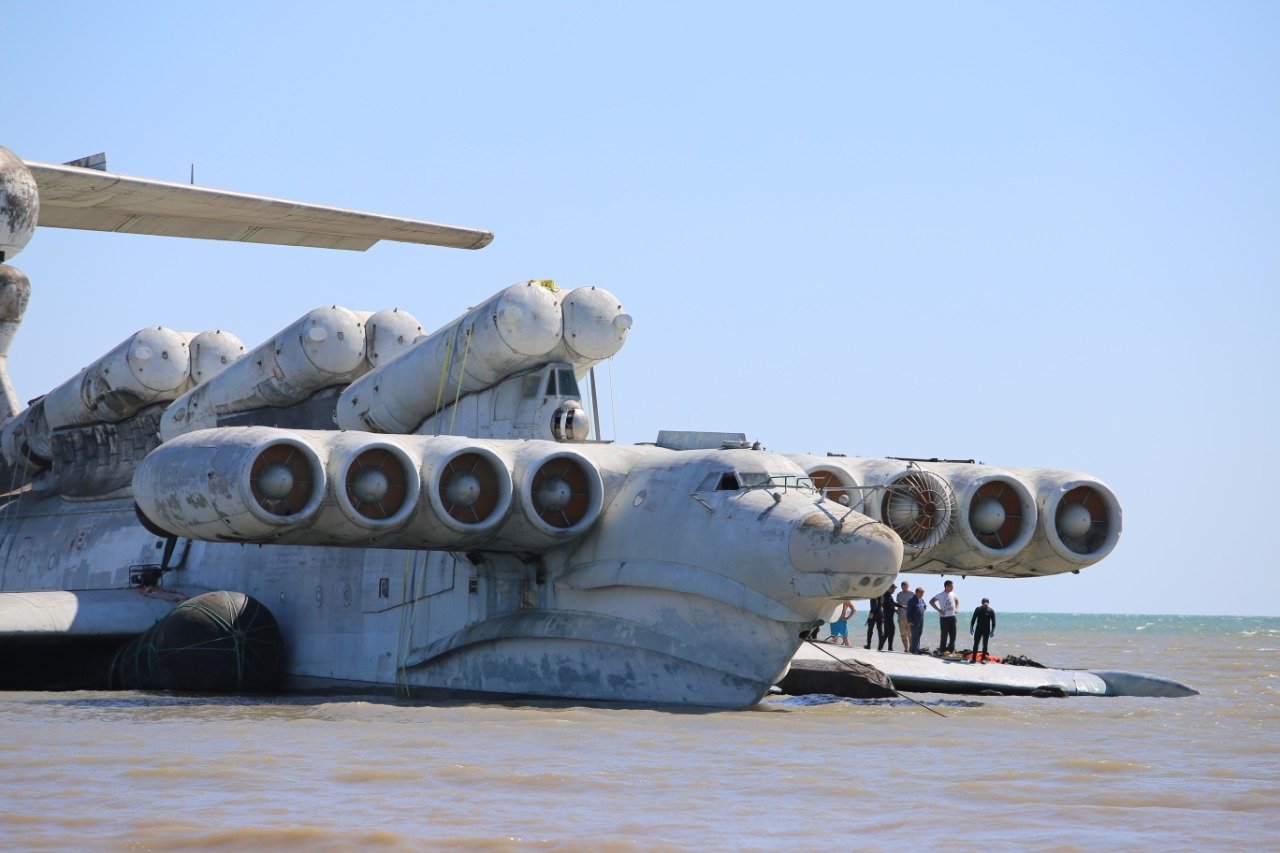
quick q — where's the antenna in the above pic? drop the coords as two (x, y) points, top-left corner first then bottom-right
(190, 164), (194, 185)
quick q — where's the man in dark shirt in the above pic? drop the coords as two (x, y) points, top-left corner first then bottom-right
(969, 598), (997, 663)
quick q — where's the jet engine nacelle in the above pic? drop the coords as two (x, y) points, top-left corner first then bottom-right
(875, 461), (1039, 574)
(1003, 467), (1122, 576)
(0, 148), (38, 262)
(795, 453), (1120, 578)
(796, 456), (954, 567)
(133, 426), (328, 540)
(134, 428), (610, 554)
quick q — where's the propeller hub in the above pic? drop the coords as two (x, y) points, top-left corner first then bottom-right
(885, 492), (922, 530)
(257, 462), (295, 500)
(537, 476), (573, 511)
(1059, 502), (1093, 538)
(970, 496), (1007, 535)
(444, 471), (482, 507)
(351, 468), (390, 504)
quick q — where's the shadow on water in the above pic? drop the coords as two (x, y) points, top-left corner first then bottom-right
(771, 693), (985, 709)
(16, 687), (760, 717)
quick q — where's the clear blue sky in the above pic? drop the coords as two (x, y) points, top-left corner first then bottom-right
(7, 2), (1278, 614)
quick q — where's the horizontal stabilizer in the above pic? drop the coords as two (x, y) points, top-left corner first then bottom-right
(26, 160), (493, 251)
(0, 588), (182, 638)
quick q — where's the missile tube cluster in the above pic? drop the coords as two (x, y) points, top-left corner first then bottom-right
(0, 326), (245, 478)
(158, 306), (423, 441)
(336, 281), (631, 434)
(133, 427), (606, 554)
(795, 455), (1121, 576)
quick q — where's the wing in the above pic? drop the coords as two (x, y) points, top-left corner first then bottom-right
(25, 159), (493, 251)
(0, 588), (180, 637)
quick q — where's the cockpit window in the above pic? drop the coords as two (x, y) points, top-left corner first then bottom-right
(521, 374), (541, 399)
(558, 369), (580, 397)
(545, 371), (558, 396)
(695, 471), (771, 491)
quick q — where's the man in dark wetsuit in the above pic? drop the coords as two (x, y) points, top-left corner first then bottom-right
(969, 598), (997, 663)
(865, 594), (882, 649)
(877, 585), (898, 651)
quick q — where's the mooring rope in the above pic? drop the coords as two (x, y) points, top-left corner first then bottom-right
(802, 639), (947, 718)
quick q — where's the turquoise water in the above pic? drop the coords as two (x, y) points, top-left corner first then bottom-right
(1, 613), (1277, 849)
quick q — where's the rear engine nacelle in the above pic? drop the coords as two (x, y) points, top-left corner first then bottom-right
(1003, 467), (1122, 576)
(134, 427), (327, 540)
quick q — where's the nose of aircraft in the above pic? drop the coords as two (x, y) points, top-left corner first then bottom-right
(787, 510), (903, 595)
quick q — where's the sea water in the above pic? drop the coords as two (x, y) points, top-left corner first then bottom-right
(1, 614), (1277, 850)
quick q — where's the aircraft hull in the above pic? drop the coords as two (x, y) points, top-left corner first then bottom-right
(0, 491), (837, 708)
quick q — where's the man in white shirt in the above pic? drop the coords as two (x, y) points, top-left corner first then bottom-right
(894, 581), (913, 653)
(929, 580), (959, 655)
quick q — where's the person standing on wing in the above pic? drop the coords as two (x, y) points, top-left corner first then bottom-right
(878, 584), (898, 651)
(828, 599), (855, 647)
(969, 598), (997, 663)
(865, 593), (882, 649)
(895, 580), (913, 653)
(907, 587), (928, 654)
(929, 580), (959, 655)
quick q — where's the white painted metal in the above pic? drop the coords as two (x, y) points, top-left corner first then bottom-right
(789, 454), (1124, 578)
(43, 327), (192, 430)
(337, 281), (564, 433)
(187, 329), (246, 384)
(791, 455), (954, 568)
(160, 306), (368, 439)
(0, 149), (38, 261)
(0, 142), (1126, 708)
(413, 362), (584, 441)
(363, 308), (423, 367)
(902, 461), (1038, 572)
(23, 158), (493, 252)
(1005, 467), (1123, 575)
(552, 285), (631, 369)
(133, 426), (327, 539)
(0, 265), (31, 422)
(0, 589), (180, 637)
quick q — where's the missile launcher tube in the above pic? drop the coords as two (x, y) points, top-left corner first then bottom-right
(43, 326), (192, 430)
(161, 306), (368, 440)
(187, 330), (247, 385)
(363, 308), (424, 368)
(337, 281), (564, 433)
(551, 286), (632, 370)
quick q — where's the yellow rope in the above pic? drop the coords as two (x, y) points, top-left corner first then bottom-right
(446, 327), (474, 436)
(430, 324), (460, 436)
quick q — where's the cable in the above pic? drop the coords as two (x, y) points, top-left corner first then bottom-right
(801, 639), (946, 718)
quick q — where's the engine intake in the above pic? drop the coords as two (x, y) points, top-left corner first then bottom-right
(880, 471), (953, 551)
